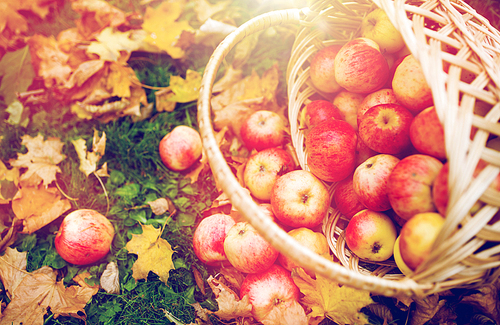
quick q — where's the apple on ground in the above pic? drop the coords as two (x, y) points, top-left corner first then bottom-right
(399, 212), (445, 270)
(353, 154), (400, 211)
(271, 169), (331, 229)
(357, 88), (399, 126)
(305, 118), (358, 182)
(278, 227), (330, 276)
(243, 147), (295, 201)
(240, 110), (286, 151)
(344, 209), (397, 262)
(410, 106), (446, 160)
(55, 209), (115, 265)
(334, 37), (390, 94)
(159, 125), (202, 171)
(332, 90), (365, 131)
(223, 221), (279, 273)
(309, 44), (344, 93)
(387, 154), (443, 220)
(240, 264), (305, 323)
(333, 175), (366, 219)
(360, 8), (405, 54)
(303, 99), (344, 130)
(392, 54), (433, 115)
(192, 213), (236, 266)
(393, 235), (413, 276)
(358, 103), (414, 155)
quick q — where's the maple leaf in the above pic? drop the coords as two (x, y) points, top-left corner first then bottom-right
(86, 27), (143, 62)
(126, 224), (175, 284)
(0, 247), (27, 300)
(0, 46), (36, 106)
(71, 130), (108, 177)
(9, 134), (65, 187)
(0, 159), (20, 204)
(207, 276), (253, 320)
(292, 267), (374, 325)
(71, 0), (128, 38)
(155, 70), (202, 112)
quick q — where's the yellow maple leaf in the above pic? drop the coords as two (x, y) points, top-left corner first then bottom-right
(155, 69), (202, 112)
(142, 0), (194, 59)
(86, 27), (142, 62)
(0, 159), (20, 204)
(292, 268), (374, 325)
(71, 130), (108, 177)
(126, 224), (175, 285)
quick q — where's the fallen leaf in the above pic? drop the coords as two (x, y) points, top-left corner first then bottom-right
(292, 267), (373, 325)
(0, 160), (20, 204)
(73, 272), (100, 291)
(71, 0), (128, 38)
(212, 65), (243, 93)
(410, 294), (445, 325)
(193, 0), (231, 23)
(147, 198), (174, 216)
(194, 18), (236, 47)
(0, 247), (27, 300)
(126, 224), (175, 284)
(86, 27), (143, 62)
(0, 46), (36, 106)
(71, 130), (107, 177)
(155, 70), (202, 112)
(207, 276), (253, 320)
(100, 262), (120, 294)
(9, 134), (65, 187)
(5, 100), (29, 127)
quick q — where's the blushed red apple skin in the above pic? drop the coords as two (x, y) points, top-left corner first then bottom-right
(240, 110), (285, 152)
(309, 45), (343, 93)
(305, 119), (357, 182)
(192, 213), (236, 266)
(410, 106), (446, 160)
(333, 176), (366, 219)
(55, 209), (115, 265)
(304, 100), (344, 129)
(159, 125), (202, 171)
(357, 88), (399, 126)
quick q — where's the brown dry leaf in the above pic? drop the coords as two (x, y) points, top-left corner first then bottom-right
(461, 282), (500, 323)
(0, 160), (20, 204)
(9, 134), (65, 187)
(125, 224), (175, 285)
(292, 267), (373, 325)
(212, 65), (243, 93)
(410, 294), (445, 325)
(155, 70), (202, 112)
(207, 276), (253, 320)
(147, 198), (174, 216)
(100, 262), (120, 294)
(71, 0), (128, 38)
(71, 130), (107, 177)
(86, 27), (143, 62)
(0, 247), (27, 300)
(218, 266), (246, 291)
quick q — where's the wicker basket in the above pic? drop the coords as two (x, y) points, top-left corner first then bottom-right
(197, 0), (500, 298)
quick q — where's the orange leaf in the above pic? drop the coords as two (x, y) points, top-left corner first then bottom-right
(71, 0), (127, 38)
(207, 276), (253, 320)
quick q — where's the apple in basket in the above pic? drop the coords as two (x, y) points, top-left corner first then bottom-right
(223, 221), (279, 274)
(332, 90), (366, 131)
(270, 169), (331, 229)
(192, 213), (236, 266)
(358, 103), (414, 155)
(240, 264), (304, 323)
(334, 37), (390, 94)
(387, 154), (444, 220)
(357, 88), (399, 126)
(360, 8), (406, 54)
(399, 212), (445, 270)
(392, 54), (434, 115)
(243, 147), (295, 201)
(353, 154), (400, 211)
(344, 209), (397, 262)
(240, 110), (285, 152)
(305, 118), (357, 182)
(393, 235), (413, 276)
(410, 106), (447, 160)
(303, 100), (344, 129)
(159, 125), (202, 171)
(355, 136), (378, 166)
(333, 175), (366, 219)
(309, 44), (343, 93)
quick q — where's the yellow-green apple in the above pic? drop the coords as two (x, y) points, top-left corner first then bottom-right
(192, 213), (236, 266)
(392, 54), (433, 115)
(393, 235), (413, 276)
(355, 136), (378, 166)
(333, 175), (366, 219)
(358, 103), (414, 155)
(270, 169), (330, 228)
(410, 106), (446, 160)
(360, 8), (405, 54)
(385, 54), (408, 88)
(334, 37), (390, 94)
(387, 154), (443, 220)
(309, 44), (343, 93)
(353, 154), (400, 211)
(344, 209), (397, 261)
(240, 110), (286, 151)
(305, 119), (357, 182)
(304, 100), (344, 129)
(240, 264), (304, 323)
(278, 227), (330, 276)
(159, 125), (202, 171)
(243, 147), (295, 201)
(357, 88), (399, 126)
(332, 90), (365, 131)
(399, 212), (445, 270)
(223, 221), (279, 273)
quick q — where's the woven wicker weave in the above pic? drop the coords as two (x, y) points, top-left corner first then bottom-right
(197, 0), (500, 297)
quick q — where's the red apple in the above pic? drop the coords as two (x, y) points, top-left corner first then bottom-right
(333, 175), (366, 219)
(309, 44), (343, 93)
(332, 90), (365, 131)
(353, 154), (400, 211)
(355, 136), (378, 166)
(240, 264), (302, 322)
(305, 119), (357, 182)
(334, 37), (390, 94)
(192, 213), (236, 266)
(387, 154), (443, 220)
(243, 147), (295, 201)
(344, 209), (397, 262)
(410, 106), (446, 160)
(270, 169), (330, 229)
(240, 110), (285, 151)
(224, 221), (279, 273)
(357, 88), (399, 126)
(304, 100), (344, 129)
(55, 209), (115, 265)
(393, 235), (413, 275)
(358, 103), (413, 155)
(159, 125), (202, 171)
